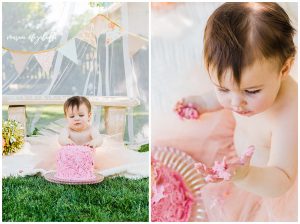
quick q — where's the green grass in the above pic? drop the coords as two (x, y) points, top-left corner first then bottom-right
(2, 175), (149, 222)
(138, 144), (149, 152)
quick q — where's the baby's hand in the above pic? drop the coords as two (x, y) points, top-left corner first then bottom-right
(195, 146), (255, 183)
(60, 139), (75, 146)
(174, 98), (200, 120)
(195, 157), (234, 183)
(85, 139), (101, 148)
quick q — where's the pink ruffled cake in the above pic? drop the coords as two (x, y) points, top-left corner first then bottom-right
(151, 159), (194, 222)
(55, 145), (96, 181)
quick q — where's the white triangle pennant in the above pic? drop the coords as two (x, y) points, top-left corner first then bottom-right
(92, 15), (108, 38)
(35, 51), (55, 73)
(106, 22), (123, 45)
(76, 23), (97, 48)
(10, 52), (31, 74)
(58, 39), (78, 64)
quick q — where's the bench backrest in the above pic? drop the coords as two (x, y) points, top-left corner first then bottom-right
(3, 95), (140, 107)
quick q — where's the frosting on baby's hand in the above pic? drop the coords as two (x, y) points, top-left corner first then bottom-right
(240, 145), (255, 164)
(195, 146), (255, 183)
(175, 101), (199, 120)
(195, 158), (231, 182)
(211, 157), (232, 181)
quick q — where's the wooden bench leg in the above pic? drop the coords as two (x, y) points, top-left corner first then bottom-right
(8, 105), (26, 136)
(104, 106), (126, 140)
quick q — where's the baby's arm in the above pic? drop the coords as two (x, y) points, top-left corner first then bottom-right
(86, 127), (103, 148)
(176, 91), (223, 115)
(233, 109), (297, 197)
(58, 128), (75, 146)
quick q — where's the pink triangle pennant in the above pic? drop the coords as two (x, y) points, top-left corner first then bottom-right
(92, 15), (108, 37)
(76, 23), (97, 48)
(10, 52), (31, 74)
(106, 22), (123, 45)
(35, 51), (55, 73)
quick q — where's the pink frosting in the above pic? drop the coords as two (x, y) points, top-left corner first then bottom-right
(211, 157), (231, 181)
(176, 103), (199, 120)
(151, 159), (194, 222)
(240, 145), (255, 164)
(55, 145), (96, 181)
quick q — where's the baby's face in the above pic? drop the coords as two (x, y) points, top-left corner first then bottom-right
(66, 104), (91, 131)
(211, 58), (284, 117)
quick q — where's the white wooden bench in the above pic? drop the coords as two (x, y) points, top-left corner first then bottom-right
(3, 95), (140, 138)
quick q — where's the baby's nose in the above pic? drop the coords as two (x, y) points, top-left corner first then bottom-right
(231, 95), (246, 109)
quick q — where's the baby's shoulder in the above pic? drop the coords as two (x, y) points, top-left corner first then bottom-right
(60, 127), (70, 135)
(271, 95), (297, 133)
(273, 77), (297, 117)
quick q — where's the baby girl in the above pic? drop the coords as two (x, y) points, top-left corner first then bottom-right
(176, 2), (297, 198)
(59, 96), (103, 148)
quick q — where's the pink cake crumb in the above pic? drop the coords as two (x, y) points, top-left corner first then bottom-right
(151, 159), (194, 222)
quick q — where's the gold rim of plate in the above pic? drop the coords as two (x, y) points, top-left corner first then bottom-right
(152, 146), (207, 222)
(44, 171), (104, 185)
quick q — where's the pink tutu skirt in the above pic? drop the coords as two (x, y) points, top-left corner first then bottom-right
(152, 109), (297, 221)
(31, 133), (148, 178)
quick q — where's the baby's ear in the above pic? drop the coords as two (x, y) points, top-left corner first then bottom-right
(280, 57), (294, 80)
(88, 112), (92, 121)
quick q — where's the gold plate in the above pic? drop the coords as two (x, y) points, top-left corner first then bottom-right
(152, 146), (207, 222)
(44, 171), (104, 185)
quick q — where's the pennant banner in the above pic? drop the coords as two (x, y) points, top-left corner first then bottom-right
(34, 51), (55, 73)
(10, 52), (31, 74)
(58, 39), (78, 64)
(76, 23), (97, 48)
(3, 14), (148, 70)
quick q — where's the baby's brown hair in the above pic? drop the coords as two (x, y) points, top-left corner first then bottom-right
(64, 96), (91, 115)
(204, 2), (296, 85)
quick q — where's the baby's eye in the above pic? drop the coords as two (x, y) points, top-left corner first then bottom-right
(217, 88), (229, 93)
(245, 89), (261, 95)
(70, 116), (74, 118)
(79, 115), (84, 117)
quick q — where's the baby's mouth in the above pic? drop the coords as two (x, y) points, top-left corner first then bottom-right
(233, 110), (251, 115)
